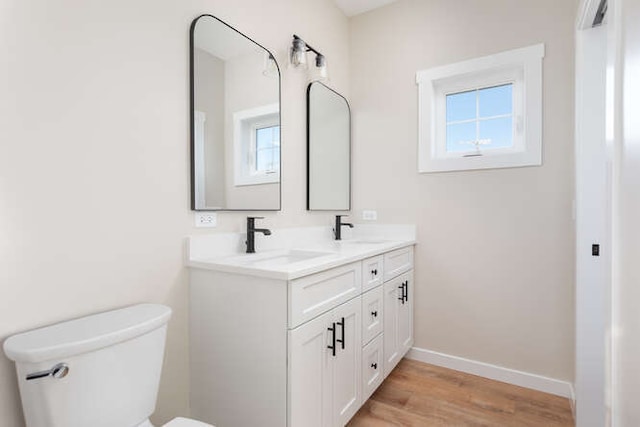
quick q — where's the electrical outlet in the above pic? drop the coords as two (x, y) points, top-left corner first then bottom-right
(195, 212), (217, 228)
(362, 210), (377, 221)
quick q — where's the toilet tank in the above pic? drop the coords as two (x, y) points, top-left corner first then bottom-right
(3, 304), (172, 427)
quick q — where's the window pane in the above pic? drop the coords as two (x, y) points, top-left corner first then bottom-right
(256, 148), (274, 171)
(446, 121), (476, 152)
(446, 90), (476, 122)
(478, 84), (512, 118)
(478, 117), (513, 149)
(256, 126), (277, 150)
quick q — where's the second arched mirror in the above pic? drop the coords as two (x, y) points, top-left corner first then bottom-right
(306, 82), (351, 211)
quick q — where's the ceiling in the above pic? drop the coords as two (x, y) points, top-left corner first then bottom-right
(333, 0), (398, 17)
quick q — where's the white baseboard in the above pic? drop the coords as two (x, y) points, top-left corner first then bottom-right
(569, 383), (576, 419)
(406, 347), (574, 398)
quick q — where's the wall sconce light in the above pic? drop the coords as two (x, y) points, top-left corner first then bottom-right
(290, 35), (328, 81)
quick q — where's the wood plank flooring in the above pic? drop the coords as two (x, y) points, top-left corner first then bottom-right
(347, 359), (574, 427)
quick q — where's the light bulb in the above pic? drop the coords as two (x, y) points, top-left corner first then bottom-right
(290, 37), (308, 69)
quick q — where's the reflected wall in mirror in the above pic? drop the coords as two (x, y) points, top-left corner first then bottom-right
(307, 82), (351, 210)
(190, 15), (281, 211)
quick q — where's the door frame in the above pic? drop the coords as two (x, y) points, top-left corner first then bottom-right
(574, 1), (612, 425)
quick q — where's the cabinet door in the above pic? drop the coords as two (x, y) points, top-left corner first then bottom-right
(383, 247), (414, 281)
(362, 334), (384, 403)
(332, 297), (362, 427)
(398, 271), (414, 355)
(362, 286), (383, 345)
(383, 276), (402, 378)
(289, 309), (333, 427)
(362, 255), (384, 292)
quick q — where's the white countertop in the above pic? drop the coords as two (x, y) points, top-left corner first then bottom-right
(186, 224), (416, 280)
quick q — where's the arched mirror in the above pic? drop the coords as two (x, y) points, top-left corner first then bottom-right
(307, 82), (351, 210)
(190, 15), (281, 211)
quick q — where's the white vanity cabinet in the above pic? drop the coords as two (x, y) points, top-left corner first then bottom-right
(289, 296), (361, 427)
(383, 270), (414, 377)
(189, 243), (414, 427)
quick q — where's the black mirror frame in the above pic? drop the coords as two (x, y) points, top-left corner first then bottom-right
(306, 81), (352, 211)
(189, 14), (282, 212)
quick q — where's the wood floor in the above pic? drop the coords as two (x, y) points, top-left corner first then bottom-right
(347, 359), (574, 427)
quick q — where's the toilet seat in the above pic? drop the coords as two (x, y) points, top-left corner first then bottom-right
(162, 417), (214, 427)
(163, 417), (214, 427)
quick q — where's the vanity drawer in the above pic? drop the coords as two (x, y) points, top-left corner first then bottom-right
(362, 286), (383, 345)
(289, 262), (362, 328)
(362, 334), (384, 403)
(383, 246), (414, 281)
(362, 255), (384, 292)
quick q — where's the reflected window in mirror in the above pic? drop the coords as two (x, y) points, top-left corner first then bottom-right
(190, 15), (281, 211)
(233, 104), (280, 187)
(256, 126), (280, 174)
(306, 82), (351, 211)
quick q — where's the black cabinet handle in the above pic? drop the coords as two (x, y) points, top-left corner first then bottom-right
(336, 317), (345, 350)
(327, 322), (336, 357)
(371, 310), (378, 318)
(398, 283), (405, 305)
(371, 269), (378, 276)
(371, 363), (378, 370)
(404, 280), (409, 302)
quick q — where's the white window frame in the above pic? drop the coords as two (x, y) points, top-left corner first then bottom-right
(233, 103), (280, 186)
(417, 44), (544, 173)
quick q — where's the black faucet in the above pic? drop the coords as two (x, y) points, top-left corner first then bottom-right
(333, 215), (354, 241)
(246, 217), (272, 253)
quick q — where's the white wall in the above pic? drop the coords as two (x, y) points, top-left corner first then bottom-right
(350, 0), (577, 381)
(0, 0), (348, 425)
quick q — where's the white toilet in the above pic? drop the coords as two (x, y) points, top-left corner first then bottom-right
(3, 304), (213, 427)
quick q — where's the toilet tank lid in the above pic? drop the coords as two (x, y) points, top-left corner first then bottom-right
(3, 304), (172, 364)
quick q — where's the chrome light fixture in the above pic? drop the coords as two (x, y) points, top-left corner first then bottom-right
(290, 36), (308, 69)
(290, 35), (328, 81)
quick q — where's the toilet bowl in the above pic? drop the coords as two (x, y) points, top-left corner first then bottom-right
(3, 304), (213, 427)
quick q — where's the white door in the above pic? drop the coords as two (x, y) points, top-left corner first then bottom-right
(383, 276), (402, 377)
(289, 309), (333, 427)
(575, 7), (610, 426)
(332, 297), (362, 427)
(398, 271), (414, 355)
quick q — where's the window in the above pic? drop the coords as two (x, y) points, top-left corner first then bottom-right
(417, 44), (544, 172)
(233, 104), (280, 186)
(254, 125), (280, 174)
(446, 84), (513, 154)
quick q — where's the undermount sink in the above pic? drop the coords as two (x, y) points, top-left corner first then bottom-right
(220, 249), (337, 268)
(337, 239), (390, 245)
